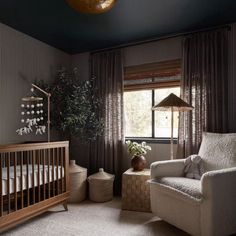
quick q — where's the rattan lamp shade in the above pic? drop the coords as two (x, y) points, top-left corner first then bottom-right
(152, 93), (193, 159)
(152, 93), (193, 111)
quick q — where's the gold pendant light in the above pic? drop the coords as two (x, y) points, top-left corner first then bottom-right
(65, 0), (116, 14)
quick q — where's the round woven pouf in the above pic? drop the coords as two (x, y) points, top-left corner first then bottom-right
(68, 160), (87, 203)
(88, 168), (115, 202)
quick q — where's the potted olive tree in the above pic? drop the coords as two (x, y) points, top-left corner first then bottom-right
(126, 140), (151, 171)
(51, 68), (104, 142)
(36, 68), (104, 148)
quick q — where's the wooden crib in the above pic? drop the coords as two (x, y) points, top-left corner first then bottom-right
(0, 141), (69, 233)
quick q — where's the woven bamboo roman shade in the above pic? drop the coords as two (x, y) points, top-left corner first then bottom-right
(124, 59), (181, 91)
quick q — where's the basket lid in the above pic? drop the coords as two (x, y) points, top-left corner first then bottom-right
(69, 160), (87, 173)
(88, 168), (114, 180)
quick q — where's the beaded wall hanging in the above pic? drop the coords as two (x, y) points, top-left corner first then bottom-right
(16, 84), (51, 141)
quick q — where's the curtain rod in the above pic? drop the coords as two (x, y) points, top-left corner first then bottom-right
(91, 24), (231, 54)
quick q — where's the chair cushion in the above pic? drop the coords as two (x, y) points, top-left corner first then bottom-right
(198, 132), (236, 171)
(157, 177), (202, 199)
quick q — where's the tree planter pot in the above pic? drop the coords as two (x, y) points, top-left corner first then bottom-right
(131, 155), (147, 171)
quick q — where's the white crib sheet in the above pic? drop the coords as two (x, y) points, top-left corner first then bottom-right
(1, 165), (64, 196)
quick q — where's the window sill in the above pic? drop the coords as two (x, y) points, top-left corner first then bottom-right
(125, 137), (178, 144)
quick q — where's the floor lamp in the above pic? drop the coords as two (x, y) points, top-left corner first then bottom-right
(152, 93), (193, 159)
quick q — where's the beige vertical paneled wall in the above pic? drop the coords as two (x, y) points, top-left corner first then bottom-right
(0, 23), (71, 144)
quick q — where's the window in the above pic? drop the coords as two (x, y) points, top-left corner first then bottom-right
(124, 90), (152, 137)
(124, 59), (181, 139)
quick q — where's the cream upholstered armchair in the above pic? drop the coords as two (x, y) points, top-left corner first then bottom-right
(149, 132), (236, 236)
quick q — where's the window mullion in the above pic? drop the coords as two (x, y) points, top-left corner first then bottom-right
(152, 90), (155, 138)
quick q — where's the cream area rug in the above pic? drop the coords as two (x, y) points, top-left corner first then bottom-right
(3, 198), (189, 236)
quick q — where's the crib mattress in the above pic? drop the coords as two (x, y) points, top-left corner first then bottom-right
(1, 165), (64, 196)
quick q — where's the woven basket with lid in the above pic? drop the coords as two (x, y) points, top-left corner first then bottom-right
(68, 160), (87, 203)
(88, 168), (115, 202)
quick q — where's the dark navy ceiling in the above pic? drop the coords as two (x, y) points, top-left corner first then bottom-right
(0, 0), (236, 54)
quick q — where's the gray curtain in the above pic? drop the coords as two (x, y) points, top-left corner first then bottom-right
(228, 24), (236, 132)
(178, 29), (229, 158)
(89, 49), (124, 194)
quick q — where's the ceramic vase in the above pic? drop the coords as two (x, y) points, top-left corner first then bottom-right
(131, 155), (146, 171)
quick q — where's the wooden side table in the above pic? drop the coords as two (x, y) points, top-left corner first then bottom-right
(122, 168), (151, 212)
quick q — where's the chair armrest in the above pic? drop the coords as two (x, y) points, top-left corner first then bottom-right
(200, 167), (236, 235)
(150, 159), (185, 179)
(201, 167), (236, 197)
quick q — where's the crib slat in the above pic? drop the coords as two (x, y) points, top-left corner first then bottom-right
(20, 151), (24, 209)
(60, 147), (63, 194)
(26, 151), (30, 206)
(14, 152), (17, 211)
(47, 149), (50, 199)
(56, 148), (59, 195)
(52, 149), (55, 197)
(43, 149), (46, 200)
(37, 150), (40, 203)
(0, 153), (3, 216)
(32, 150), (35, 205)
(65, 146), (69, 193)
(63, 147), (66, 193)
(7, 153), (10, 214)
